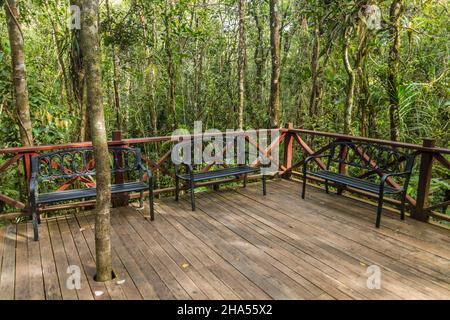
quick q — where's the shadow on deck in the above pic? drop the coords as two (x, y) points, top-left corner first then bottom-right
(0, 179), (449, 300)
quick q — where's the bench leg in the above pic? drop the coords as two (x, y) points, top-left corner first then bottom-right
(400, 191), (406, 221)
(325, 180), (329, 194)
(262, 175), (267, 196)
(243, 174), (247, 188)
(301, 171), (307, 199)
(32, 206), (39, 241)
(149, 187), (155, 221)
(175, 175), (180, 201)
(149, 175), (155, 221)
(376, 192), (384, 228)
(190, 180), (196, 211)
(139, 191), (144, 209)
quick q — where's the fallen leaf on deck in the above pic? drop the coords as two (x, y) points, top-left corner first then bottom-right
(181, 263), (190, 269)
(116, 279), (126, 285)
(79, 228), (85, 232)
(94, 291), (104, 297)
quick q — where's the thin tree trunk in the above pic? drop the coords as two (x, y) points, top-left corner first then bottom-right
(137, 0), (158, 135)
(269, 0), (281, 128)
(237, 0), (246, 129)
(388, 0), (403, 141)
(69, 0), (86, 141)
(309, 22), (321, 126)
(80, 0), (112, 282)
(252, 5), (268, 126)
(343, 26), (355, 135)
(44, 0), (72, 111)
(106, 0), (121, 131)
(123, 51), (131, 137)
(4, 0), (33, 146)
(164, 0), (177, 129)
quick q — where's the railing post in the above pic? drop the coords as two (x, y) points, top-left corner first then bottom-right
(281, 123), (294, 179)
(337, 142), (349, 195)
(412, 138), (435, 221)
(112, 130), (129, 207)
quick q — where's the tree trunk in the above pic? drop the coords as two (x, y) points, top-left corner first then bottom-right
(164, 0), (177, 129)
(4, 0), (33, 146)
(252, 5), (268, 127)
(105, 0), (121, 131)
(80, 0), (112, 282)
(69, 0), (87, 141)
(388, 0), (403, 141)
(237, 0), (246, 129)
(269, 0), (281, 128)
(343, 26), (355, 135)
(137, 0), (158, 135)
(44, 0), (72, 111)
(309, 22), (321, 126)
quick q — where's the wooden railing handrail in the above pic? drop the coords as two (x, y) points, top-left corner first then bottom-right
(0, 129), (281, 154)
(282, 128), (450, 154)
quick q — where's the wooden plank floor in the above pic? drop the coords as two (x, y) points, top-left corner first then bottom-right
(0, 179), (449, 300)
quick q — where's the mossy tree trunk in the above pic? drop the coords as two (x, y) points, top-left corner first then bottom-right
(80, 0), (112, 282)
(4, 0), (33, 146)
(388, 0), (403, 141)
(269, 0), (281, 128)
(237, 0), (246, 130)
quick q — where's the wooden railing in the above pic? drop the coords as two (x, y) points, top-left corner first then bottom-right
(280, 124), (450, 226)
(0, 129), (282, 219)
(0, 126), (449, 227)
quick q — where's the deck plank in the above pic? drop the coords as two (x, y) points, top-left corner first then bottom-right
(65, 213), (113, 300)
(75, 212), (127, 300)
(56, 216), (94, 300)
(26, 222), (45, 300)
(162, 200), (311, 299)
(153, 208), (271, 299)
(0, 225), (5, 275)
(0, 225), (16, 300)
(2, 179), (449, 300)
(122, 208), (238, 299)
(236, 183), (450, 299)
(261, 184), (450, 286)
(47, 218), (78, 300)
(14, 223), (29, 299)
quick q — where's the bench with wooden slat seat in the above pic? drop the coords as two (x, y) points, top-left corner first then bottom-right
(175, 164), (266, 211)
(30, 147), (154, 241)
(302, 141), (416, 228)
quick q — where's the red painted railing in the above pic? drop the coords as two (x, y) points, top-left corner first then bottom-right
(0, 126), (449, 227)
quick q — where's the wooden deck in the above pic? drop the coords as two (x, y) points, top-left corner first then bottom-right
(0, 179), (449, 300)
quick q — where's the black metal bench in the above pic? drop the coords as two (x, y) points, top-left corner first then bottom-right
(30, 147), (154, 241)
(302, 141), (415, 228)
(175, 164), (266, 211)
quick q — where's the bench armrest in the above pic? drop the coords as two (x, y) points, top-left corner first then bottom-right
(175, 163), (194, 174)
(304, 155), (331, 172)
(138, 163), (153, 183)
(175, 163), (195, 181)
(380, 171), (412, 193)
(305, 154), (331, 163)
(29, 173), (38, 205)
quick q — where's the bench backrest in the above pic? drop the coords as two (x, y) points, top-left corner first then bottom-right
(328, 141), (415, 174)
(31, 147), (142, 181)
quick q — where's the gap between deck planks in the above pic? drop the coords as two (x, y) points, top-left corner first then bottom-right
(0, 179), (449, 300)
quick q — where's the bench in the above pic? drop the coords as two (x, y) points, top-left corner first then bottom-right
(175, 164), (266, 211)
(30, 147), (154, 241)
(302, 141), (415, 228)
